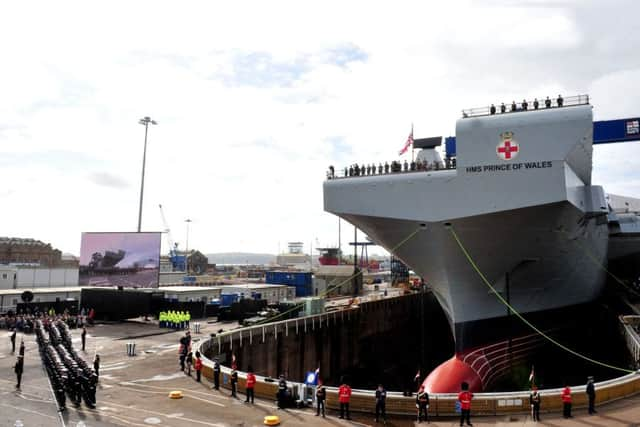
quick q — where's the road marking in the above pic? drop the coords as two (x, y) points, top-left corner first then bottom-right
(0, 402), (57, 419)
(166, 413), (183, 418)
(102, 400), (228, 427)
(129, 373), (184, 382)
(115, 383), (225, 407)
(119, 381), (226, 399)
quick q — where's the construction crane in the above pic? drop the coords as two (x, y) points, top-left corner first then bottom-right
(159, 204), (186, 272)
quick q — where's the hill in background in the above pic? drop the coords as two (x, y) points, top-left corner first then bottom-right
(206, 252), (276, 265)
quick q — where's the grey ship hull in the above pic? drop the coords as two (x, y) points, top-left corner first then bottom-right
(341, 201), (608, 351)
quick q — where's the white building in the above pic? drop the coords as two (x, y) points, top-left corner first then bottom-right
(0, 266), (17, 289)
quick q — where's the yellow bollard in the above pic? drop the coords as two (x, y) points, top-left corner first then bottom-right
(263, 415), (280, 426)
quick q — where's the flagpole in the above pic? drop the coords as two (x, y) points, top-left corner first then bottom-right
(411, 123), (415, 162)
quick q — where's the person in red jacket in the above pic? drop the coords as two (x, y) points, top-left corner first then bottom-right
(338, 378), (352, 420)
(194, 351), (203, 382)
(245, 366), (256, 404)
(561, 384), (572, 418)
(458, 382), (473, 427)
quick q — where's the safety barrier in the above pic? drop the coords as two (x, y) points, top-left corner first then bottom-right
(620, 315), (640, 365)
(126, 342), (136, 357)
(192, 322), (201, 334)
(194, 297), (640, 417)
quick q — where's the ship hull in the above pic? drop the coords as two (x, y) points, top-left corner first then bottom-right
(339, 201), (608, 391)
(342, 201), (608, 343)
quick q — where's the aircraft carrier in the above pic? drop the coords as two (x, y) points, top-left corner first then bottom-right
(324, 96), (640, 393)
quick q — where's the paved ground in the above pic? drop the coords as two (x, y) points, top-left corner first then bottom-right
(2, 320), (640, 427)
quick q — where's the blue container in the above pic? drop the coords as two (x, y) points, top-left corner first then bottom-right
(265, 271), (312, 286)
(293, 283), (312, 297)
(220, 293), (239, 307)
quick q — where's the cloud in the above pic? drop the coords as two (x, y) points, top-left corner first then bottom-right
(89, 172), (130, 189)
(2, 0), (640, 257)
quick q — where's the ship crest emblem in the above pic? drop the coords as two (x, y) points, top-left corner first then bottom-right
(497, 131), (519, 161)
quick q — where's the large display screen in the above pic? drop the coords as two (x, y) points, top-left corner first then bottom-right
(79, 232), (161, 288)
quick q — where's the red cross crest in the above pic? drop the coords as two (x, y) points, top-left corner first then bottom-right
(496, 131), (519, 160)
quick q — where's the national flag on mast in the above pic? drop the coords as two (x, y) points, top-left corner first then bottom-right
(529, 365), (535, 383)
(399, 125), (414, 155)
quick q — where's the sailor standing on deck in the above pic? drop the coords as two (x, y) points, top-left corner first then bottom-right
(374, 384), (387, 424)
(315, 380), (326, 417)
(14, 355), (24, 389)
(213, 357), (221, 390)
(81, 326), (87, 351)
(586, 376), (597, 415)
(230, 368), (238, 397)
(417, 385), (430, 423)
(93, 354), (100, 380)
(529, 386), (541, 421)
(277, 374), (288, 409)
(10, 329), (16, 353)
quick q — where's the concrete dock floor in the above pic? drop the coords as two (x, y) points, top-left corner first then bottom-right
(2, 320), (640, 427)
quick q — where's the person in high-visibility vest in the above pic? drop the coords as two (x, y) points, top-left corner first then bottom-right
(458, 382), (473, 427)
(338, 379), (352, 420)
(159, 311), (165, 328)
(561, 384), (572, 418)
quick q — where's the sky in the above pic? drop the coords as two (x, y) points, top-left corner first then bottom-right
(2, 0), (640, 257)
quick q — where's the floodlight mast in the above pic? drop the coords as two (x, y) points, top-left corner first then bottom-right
(137, 116), (157, 232)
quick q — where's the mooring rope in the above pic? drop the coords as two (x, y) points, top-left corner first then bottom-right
(448, 225), (635, 375)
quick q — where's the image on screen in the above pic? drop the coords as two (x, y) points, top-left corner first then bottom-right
(79, 232), (161, 288)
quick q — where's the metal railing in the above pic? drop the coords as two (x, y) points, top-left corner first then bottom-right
(621, 315), (640, 366)
(462, 94), (590, 118)
(326, 158), (457, 180)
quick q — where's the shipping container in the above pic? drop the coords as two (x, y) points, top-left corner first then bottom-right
(265, 271), (312, 286)
(220, 293), (240, 307)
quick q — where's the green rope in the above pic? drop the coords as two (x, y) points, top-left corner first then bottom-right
(449, 225), (634, 375)
(253, 226), (422, 326)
